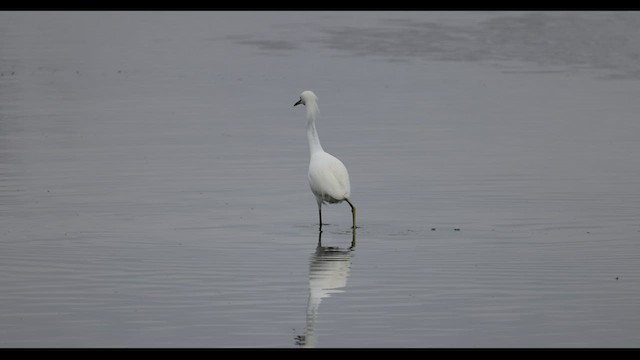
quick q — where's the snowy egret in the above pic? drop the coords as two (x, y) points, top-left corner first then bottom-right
(294, 90), (356, 231)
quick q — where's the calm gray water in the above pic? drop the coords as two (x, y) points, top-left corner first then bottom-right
(1, 11), (640, 348)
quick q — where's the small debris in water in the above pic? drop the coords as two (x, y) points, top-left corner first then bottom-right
(454, 228), (461, 231)
(431, 228), (436, 231)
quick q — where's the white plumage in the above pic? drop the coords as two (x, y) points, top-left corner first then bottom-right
(294, 90), (356, 230)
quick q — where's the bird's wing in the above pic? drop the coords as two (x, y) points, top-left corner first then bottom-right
(308, 152), (351, 202)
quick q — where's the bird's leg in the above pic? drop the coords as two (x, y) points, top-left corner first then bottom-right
(345, 199), (356, 229)
(317, 203), (323, 232)
(350, 225), (356, 249)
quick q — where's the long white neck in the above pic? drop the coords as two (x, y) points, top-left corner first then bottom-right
(306, 100), (324, 154)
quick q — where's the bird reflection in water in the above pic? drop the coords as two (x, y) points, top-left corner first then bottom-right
(295, 230), (355, 348)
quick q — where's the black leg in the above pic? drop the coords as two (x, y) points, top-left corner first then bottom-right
(350, 226), (356, 249)
(345, 199), (356, 229)
(318, 204), (323, 231)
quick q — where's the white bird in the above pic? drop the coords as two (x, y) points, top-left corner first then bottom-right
(294, 90), (356, 231)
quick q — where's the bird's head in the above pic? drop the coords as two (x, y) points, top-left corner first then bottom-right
(294, 90), (318, 107)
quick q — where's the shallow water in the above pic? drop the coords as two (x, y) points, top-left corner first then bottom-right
(1, 11), (640, 348)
